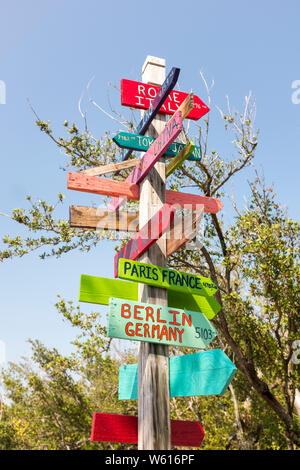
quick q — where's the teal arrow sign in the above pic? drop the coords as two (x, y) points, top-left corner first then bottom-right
(108, 298), (218, 349)
(113, 132), (201, 161)
(119, 350), (237, 400)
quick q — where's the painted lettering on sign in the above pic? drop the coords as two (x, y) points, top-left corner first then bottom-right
(113, 132), (202, 161)
(108, 298), (218, 349)
(121, 78), (210, 121)
(117, 258), (218, 297)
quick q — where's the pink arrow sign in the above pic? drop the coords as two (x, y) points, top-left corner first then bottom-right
(109, 110), (183, 211)
(113, 203), (175, 277)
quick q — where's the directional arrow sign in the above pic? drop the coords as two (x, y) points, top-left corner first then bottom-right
(69, 204), (204, 257)
(113, 131), (202, 161)
(121, 66), (180, 163)
(108, 297), (218, 348)
(79, 275), (221, 319)
(166, 141), (195, 177)
(121, 78), (210, 121)
(67, 173), (140, 200)
(91, 413), (205, 447)
(113, 203), (175, 277)
(109, 110), (183, 210)
(117, 259), (218, 297)
(119, 350), (237, 400)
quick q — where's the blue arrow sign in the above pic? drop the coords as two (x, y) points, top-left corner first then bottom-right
(118, 349), (237, 399)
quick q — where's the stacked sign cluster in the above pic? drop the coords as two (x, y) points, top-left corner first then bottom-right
(67, 65), (237, 448)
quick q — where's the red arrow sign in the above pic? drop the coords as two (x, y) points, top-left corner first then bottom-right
(114, 203), (175, 277)
(91, 413), (205, 447)
(121, 78), (209, 121)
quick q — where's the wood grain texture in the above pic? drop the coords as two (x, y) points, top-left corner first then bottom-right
(166, 205), (204, 256)
(166, 190), (223, 213)
(91, 413), (205, 447)
(137, 58), (170, 451)
(119, 350), (237, 400)
(80, 158), (140, 176)
(69, 206), (139, 231)
(78, 274), (221, 319)
(67, 173), (140, 200)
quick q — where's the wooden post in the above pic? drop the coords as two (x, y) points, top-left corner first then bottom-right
(138, 56), (171, 450)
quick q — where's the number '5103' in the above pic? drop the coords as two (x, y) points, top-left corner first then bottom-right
(195, 327), (213, 340)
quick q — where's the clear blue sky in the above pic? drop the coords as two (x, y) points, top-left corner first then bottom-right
(0, 0), (299, 365)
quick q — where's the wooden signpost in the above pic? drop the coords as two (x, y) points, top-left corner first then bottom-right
(119, 350), (237, 400)
(121, 78), (210, 121)
(116, 258), (218, 297)
(91, 413), (205, 448)
(113, 203), (176, 277)
(113, 131), (202, 161)
(79, 274), (221, 319)
(109, 110), (183, 210)
(67, 56), (233, 450)
(108, 297), (218, 349)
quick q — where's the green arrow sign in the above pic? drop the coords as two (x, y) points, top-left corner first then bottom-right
(79, 275), (221, 319)
(108, 297), (218, 349)
(119, 350), (237, 399)
(117, 259), (218, 297)
(113, 132), (201, 161)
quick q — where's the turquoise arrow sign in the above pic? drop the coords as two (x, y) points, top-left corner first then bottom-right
(108, 298), (218, 349)
(113, 132), (201, 161)
(119, 350), (237, 400)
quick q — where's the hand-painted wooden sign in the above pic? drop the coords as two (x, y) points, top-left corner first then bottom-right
(113, 131), (202, 161)
(119, 350), (237, 400)
(166, 190), (223, 213)
(121, 78), (210, 121)
(117, 258), (218, 297)
(108, 297), (218, 348)
(69, 206), (139, 231)
(91, 413), (205, 447)
(69, 205), (204, 257)
(80, 158), (140, 177)
(113, 203), (175, 277)
(109, 111), (183, 210)
(121, 66), (180, 163)
(79, 275), (221, 319)
(166, 141), (195, 177)
(67, 173), (140, 200)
